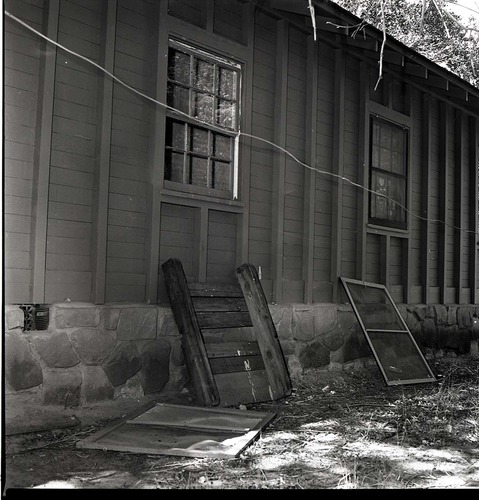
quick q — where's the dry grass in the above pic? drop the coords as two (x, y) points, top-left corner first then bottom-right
(5, 356), (479, 490)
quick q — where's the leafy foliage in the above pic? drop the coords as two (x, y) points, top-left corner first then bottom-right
(334, 0), (479, 88)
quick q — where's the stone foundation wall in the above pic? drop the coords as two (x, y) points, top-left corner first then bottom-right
(5, 302), (479, 408)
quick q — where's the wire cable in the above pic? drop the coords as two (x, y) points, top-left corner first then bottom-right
(5, 9), (479, 237)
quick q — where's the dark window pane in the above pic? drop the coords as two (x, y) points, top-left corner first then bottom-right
(194, 92), (214, 123)
(217, 99), (235, 129)
(371, 145), (379, 168)
(194, 59), (214, 92)
(166, 120), (186, 150)
(213, 134), (231, 160)
(190, 156), (208, 186)
(388, 177), (405, 222)
(190, 127), (209, 154)
(218, 68), (237, 99)
(165, 150), (185, 183)
(213, 161), (231, 190)
(380, 125), (391, 149)
(167, 83), (189, 114)
(391, 151), (404, 175)
(168, 49), (190, 85)
(380, 147), (391, 171)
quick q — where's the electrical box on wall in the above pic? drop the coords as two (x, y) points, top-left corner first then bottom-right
(19, 304), (50, 331)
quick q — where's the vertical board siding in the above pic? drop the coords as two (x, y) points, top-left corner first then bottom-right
(105, 0), (157, 303)
(446, 112), (456, 292)
(213, 0), (245, 44)
(283, 26), (306, 300)
(341, 55), (360, 279)
(45, 0), (102, 302)
(167, 0), (207, 28)
(207, 211), (238, 283)
(365, 233), (381, 283)
(3, 0), (44, 303)
(410, 88), (423, 289)
(312, 47), (334, 302)
(158, 203), (198, 303)
(429, 99), (440, 301)
(461, 120), (471, 290)
(248, 10), (277, 286)
(390, 236), (403, 286)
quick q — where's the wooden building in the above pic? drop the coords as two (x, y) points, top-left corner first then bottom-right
(4, 0), (479, 310)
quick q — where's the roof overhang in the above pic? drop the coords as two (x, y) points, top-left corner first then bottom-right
(269, 0), (479, 116)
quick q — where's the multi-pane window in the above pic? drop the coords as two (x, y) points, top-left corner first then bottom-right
(369, 117), (408, 229)
(164, 39), (241, 198)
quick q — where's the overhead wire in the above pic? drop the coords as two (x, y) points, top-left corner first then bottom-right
(5, 9), (479, 238)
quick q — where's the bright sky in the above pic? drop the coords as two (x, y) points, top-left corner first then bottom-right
(447, 0), (479, 21)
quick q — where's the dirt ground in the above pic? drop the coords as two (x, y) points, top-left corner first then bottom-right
(2, 355), (478, 491)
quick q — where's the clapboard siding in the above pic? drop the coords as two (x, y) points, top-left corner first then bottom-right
(248, 9), (277, 287)
(105, 0), (157, 303)
(3, 0), (43, 303)
(365, 233), (381, 283)
(4, 0), (478, 308)
(429, 99), (441, 295)
(282, 26), (306, 296)
(341, 57), (360, 279)
(213, 0), (245, 44)
(410, 87), (423, 288)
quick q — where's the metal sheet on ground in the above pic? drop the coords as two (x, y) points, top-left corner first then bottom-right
(76, 403), (276, 459)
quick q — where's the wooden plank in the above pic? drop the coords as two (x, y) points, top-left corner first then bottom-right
(209, 355), (265, 375)
(302, 35), (317, 304)
(162, 258), (219, 406)
(192, 297), (248, 312)
(145, 0), (166, 302)
(205, 341), (261, 358)
(438, 102), (449, 304)
(331, 48), (345, 301)
(421, 94), (432, 304)
(188, 283), (244, 297)
(214, 370), (274, 406)
(454, 109), (465, 304)
(202, 327), (256, 343)
(196, 311), (253, 329)
(31, 0), (59, 302)
(91, 0), (116, 304)
(237, 263), (292, 401)
(469, 117), (479, 304)
(271, 19), (288, 304)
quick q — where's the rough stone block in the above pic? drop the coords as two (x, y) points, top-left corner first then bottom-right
(114, 375), (144, 399)
(103, 308), (120, 330)
(278, 339), (296, 356)
(435, 305), (448, 326)
(270, 305), (293, 340)
(457, 307), (472, 329)
(312, 304), (338, 335)
(297, 338), (330, 369)
(5, 307), (25, 331)
(81, 366), (114, 403)
(341, 325), (371, 363)
(70, 328), (116, 365)
(102, 342), (142, 386)
(337, 309), (357, 335)
(28, 331), (79, 368)
(54, 305), (100, 329)
(286, 354), (304, 381)
(170, 339), (185, 367)
(5, 332), (43, 391)
(163, 365), (190, 392)
(446, 306), (457, 326)
(42, 368), (82, 407)
(411, 306), (427, 321)
(138, 339), (171, 394)
(158, 309), (179, 337)
(292, 307), (314, 342)
(117, 307), (158, 340)
(318, 326), (344, 352)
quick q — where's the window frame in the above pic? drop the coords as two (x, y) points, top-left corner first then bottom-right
(164, 38), (242, 201)
(368, 115), (409, 230)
